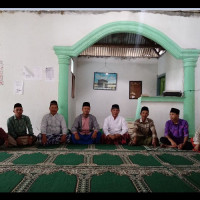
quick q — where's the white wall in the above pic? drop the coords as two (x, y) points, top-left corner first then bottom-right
(0, 10), (200, 135)
(74, 57), (158, 128)
(158, 52), (183, 92)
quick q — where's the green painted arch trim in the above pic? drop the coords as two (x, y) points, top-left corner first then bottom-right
(54, 21), (200, 59)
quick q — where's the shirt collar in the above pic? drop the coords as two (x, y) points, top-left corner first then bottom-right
(172, 119), (180, 125)
(111, 115), (119, 120)
(50, 113), (58, 117)
(140, 118), (148, 123)
(14, 115), (24, 120)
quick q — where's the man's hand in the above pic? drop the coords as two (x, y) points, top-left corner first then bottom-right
(60, 134), (67, 143)
(28, 136), (33, 145)
(178, 143), (184, 150)
(170, 140), (177, 148)
(91, 132), (97, 139)
(129, 136), (137, 146)
(114, 134), (121, 139)
(193, 144), (200, 152)
(74, 132), (80, 140)
(42, 134), (47, 146)
(152, 138), (158, 147)
(108, 134), (115, 140)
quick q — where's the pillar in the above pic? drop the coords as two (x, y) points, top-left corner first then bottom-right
(57, 55), (71, 126)
(183, 57), (197, 137)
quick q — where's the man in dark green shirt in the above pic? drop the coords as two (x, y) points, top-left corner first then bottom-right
(7, 103), (37, 147)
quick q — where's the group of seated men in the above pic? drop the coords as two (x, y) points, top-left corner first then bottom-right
(0, 100), (199, 152)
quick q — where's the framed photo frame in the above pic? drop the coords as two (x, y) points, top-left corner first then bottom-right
(93, 72), (117, 90)
(129, 81), (142, 99)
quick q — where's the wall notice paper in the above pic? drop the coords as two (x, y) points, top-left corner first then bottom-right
(45, 67), (54, 81)
(0, 61), (3, 85)
(14, 80), (24, 95)
(23, 66), (42, 80)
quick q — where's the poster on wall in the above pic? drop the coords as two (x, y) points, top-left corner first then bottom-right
(14, 80), (24, 95)
(129, 81), (142, 99)
(23, 66), (42, 80)
(45, 67), (54, 81)
(93, 72), (117, 90)
(0, 61), (3, 85)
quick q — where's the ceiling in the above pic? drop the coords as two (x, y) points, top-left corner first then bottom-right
(79, 33), (166, 59)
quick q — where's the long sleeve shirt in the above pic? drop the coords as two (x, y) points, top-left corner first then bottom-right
(103, 115), (128, 136)
(71, 114), (100, 134)
(7, 115), (34, 139)
(130, 118), (157, 139)
(193, 127), (200, 145)
(41, 113), (67, 135)
(164, 119), (189, 145)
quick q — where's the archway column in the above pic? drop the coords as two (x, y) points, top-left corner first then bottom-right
(56, 54), (71, 126)
(53, 21), (200, 133)
(183, 56), (198, 137)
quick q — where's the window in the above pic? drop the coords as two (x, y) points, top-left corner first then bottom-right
(70, 58), (74, 73)
(71, 58), (75, 98)
(157, 74), (165, 96)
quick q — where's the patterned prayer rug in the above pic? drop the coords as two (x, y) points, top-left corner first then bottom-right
(0, 144), (200, 193)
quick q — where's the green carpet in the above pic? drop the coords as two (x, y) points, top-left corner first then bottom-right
(93, 154), (123, 165)
(157, 153), (194, 165)
(0, 144), (200, 193)
(129, 154), (162, 166)
(28, 171), (77, 192)
(0, 171), (24, 192)
(184, 172), (200, 189)
(13, 152), (48, 165)
(95, 144), (117, 150)
(54, 153), (84, 165)
(0, 152), (12, 162)
(144, 172), (195, 192)
(91, 171), (137, 192)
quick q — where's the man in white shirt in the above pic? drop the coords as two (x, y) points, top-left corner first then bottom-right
(102, 104), (130, 145)
(191, 127), (200, 152)
(37, 100), (69, 146)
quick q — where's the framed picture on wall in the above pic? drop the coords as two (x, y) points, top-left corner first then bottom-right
(93, 72), (117, 90)
(129, 81), (142, 99)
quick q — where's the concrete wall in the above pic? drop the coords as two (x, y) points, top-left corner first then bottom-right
(0, 10), (200, 136)
(74, 57), (158, 129)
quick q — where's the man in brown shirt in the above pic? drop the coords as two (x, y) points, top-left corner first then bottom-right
(129, 106), (159, 147)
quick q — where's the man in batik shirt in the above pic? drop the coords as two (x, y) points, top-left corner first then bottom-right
(129, 106), (159, 147)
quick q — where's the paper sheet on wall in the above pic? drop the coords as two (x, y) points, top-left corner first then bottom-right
(0, 61), (4, 85)
(14, 80), (24, 95)
(23, 66), (42, 80)
(45, 67), (54, 81)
